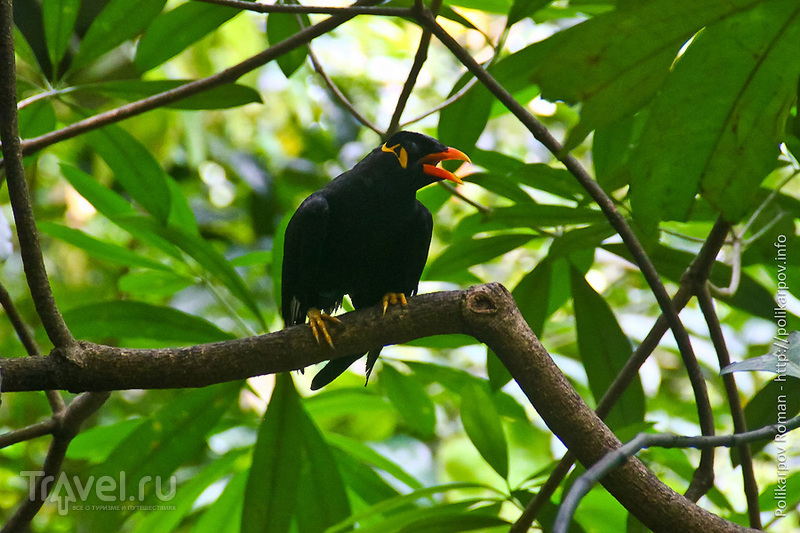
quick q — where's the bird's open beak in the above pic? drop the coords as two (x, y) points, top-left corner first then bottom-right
(419, 147), (471, 185)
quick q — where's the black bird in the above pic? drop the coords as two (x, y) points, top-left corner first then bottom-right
(281, 131), (470, 390)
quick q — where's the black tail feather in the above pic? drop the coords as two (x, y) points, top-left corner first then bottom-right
(310, 348), (383, 390)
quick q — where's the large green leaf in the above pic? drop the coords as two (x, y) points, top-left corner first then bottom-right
(438, 74), (493, 155)
(243, 374), (305, 533)
(629, 1), (800, 228)
(424, 233), (535, 281)
(136, 1), (242, 72)
(500, 0), (764, 150)
(326, 433), (423, 491)
(267, 3), (310, 78)
(83, 383), (239, 531)
(117, 216), (266, 329)
(62, 300), (234, 344)
(381, 364), (437, 439)
(77, 80), (262, 110)
(460, 382), (509, 479)
(195, 470), (247, 533)
(296, 400), (351, 533)
(87, 125), (172, 224)
(571, 267), (645, 430)
(602, 243), (784, 322)
(42, 0), (79, 67)
(38, 221), (170, 272)
(71, 0), (167, 71)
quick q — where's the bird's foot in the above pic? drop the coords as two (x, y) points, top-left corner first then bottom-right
(381, 292), (408, 316)
(308, 308), (342, 348)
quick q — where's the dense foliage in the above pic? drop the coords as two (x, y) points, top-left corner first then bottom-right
(1, 0), (799, 532)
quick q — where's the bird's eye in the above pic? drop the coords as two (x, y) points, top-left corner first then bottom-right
(381, 143), (408, 169)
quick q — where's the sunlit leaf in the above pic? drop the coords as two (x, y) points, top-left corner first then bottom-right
(460, 382), (509, 479)
(571, 267), (645, 430)
(136, 1), (243, 72)
(38, 221), (171, 272)
(267, 3), (310, 78)
(86, 125), (172, 224)
(71, 0), (167, 71)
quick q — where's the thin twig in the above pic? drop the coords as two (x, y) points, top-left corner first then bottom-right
(696, 285), (761, 528)
(709, 236), (741, 297)
(400, 76), (479, 128)
(554, 414), (800, 533)
(2, 392), (110, 532)
(386, 0), (441, 137)
(0, 418), (58, 449)
(0, 280), (65, 411)
(193, 0), (411, 16)
(306, 46), (382, 135)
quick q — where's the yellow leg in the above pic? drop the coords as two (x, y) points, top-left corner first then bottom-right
(307, 308), (342, 348)
(381, 292), (408, 316)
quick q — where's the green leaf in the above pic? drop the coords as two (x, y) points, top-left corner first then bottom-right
(381, 364), (437, 439)
(136, 1), (242, 72)
(460, 382), (509, 479)
(60, 164), (183, 259)
(118, 270), (195, 297)
(508, 0), (552, 25)
(722, 331), (800, 379)
(66, 418), (145, 463)
(630, 1), (800, 228)
(487, 347), (513, 392)
(117, 216), (266, 329)
(296, 402), (351, 533)
(77, 80), (262, 109)
(267, 4), (310, 78)
(86, 125), (172, 223)
(506, 0), (764, 150)
(326, 433), (423, 491)
(38, 221), (171, 271)
(602, 242), (781, 322)
(83, 383), (239, 531)
(438, 74), (493, 155)
(62, 300), (234, 344)
(17, 98), (56, 139)
(243, 374), (305, 533)
(571, 266), (645, 430)
(446, 0), (512, 14)
(325, 483), (495, 533)
(735, 379), (800, 463)
(43, 0), (79, 67)
(71, 0), (167, 71)
(195, 470), (247, 533)
(424, 233), (536, 281)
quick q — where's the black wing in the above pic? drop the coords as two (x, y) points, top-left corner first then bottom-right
(398, 200), (434, 296)
(281, 193), (331, 327)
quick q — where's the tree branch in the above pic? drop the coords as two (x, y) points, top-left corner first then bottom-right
(0, 0), (74, 348)
(14, 1), (379, 160)
(0, 284), (758, 532)
(414, 16), (715, 454)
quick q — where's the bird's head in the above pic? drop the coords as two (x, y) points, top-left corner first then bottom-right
(379, 131), (470, 188)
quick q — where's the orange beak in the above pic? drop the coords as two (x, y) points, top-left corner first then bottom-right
(419, 147), (471, 185)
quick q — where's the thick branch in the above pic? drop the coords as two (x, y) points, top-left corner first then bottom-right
(0, 284), (755, 532)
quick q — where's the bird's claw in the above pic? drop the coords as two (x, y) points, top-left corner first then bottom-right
(308, 308), (341, 348)
(381, 292), (408, 316)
